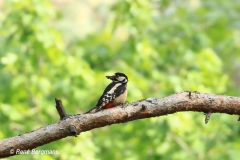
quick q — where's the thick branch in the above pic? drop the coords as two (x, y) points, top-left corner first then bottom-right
(1, 92), (240, 158)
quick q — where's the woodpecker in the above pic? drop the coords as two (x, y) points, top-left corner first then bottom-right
(84, 72), (128, 114)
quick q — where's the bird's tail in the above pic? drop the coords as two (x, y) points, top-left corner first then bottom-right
(83, 106), (98, 114)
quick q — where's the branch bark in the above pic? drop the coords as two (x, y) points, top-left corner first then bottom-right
(1, 91), (240, 158)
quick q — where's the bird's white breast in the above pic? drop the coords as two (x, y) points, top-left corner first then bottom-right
(114, 88), (128, 104)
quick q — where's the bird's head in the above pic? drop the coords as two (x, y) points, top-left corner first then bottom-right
(106, 72), (128, 83)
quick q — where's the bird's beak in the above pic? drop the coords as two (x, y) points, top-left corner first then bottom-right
(106, 75), (116, 81)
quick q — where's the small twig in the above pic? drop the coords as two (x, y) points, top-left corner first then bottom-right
(204, 112), (212, 124)
(55, 98), (69, 120)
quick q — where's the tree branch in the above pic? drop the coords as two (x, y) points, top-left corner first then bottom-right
(1, 91), (240, 158)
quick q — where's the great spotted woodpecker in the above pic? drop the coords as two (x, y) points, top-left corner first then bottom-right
(84, 72), (128, 114)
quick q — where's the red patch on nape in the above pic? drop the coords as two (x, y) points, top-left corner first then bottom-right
(102, 102), (117, 109)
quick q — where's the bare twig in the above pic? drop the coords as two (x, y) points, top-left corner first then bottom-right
(55, 98), (69, 120)
(55, 98), (76, 136)
(1, 91), (240, 158)
(204, 112), (212, 124)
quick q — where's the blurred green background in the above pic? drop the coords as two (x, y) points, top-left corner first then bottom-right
(0, 0), (240, 159)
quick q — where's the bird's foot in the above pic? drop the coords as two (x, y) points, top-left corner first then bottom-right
(120, 103), (126, 108)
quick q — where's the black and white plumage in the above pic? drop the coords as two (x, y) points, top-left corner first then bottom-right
(84, 72), (128, 114)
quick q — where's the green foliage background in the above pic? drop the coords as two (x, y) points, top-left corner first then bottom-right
(0, 0), (240, 159)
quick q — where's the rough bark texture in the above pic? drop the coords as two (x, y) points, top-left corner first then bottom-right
(1, 91), (240, 158)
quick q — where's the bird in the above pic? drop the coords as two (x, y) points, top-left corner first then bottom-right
(84, 72), (128, 114)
